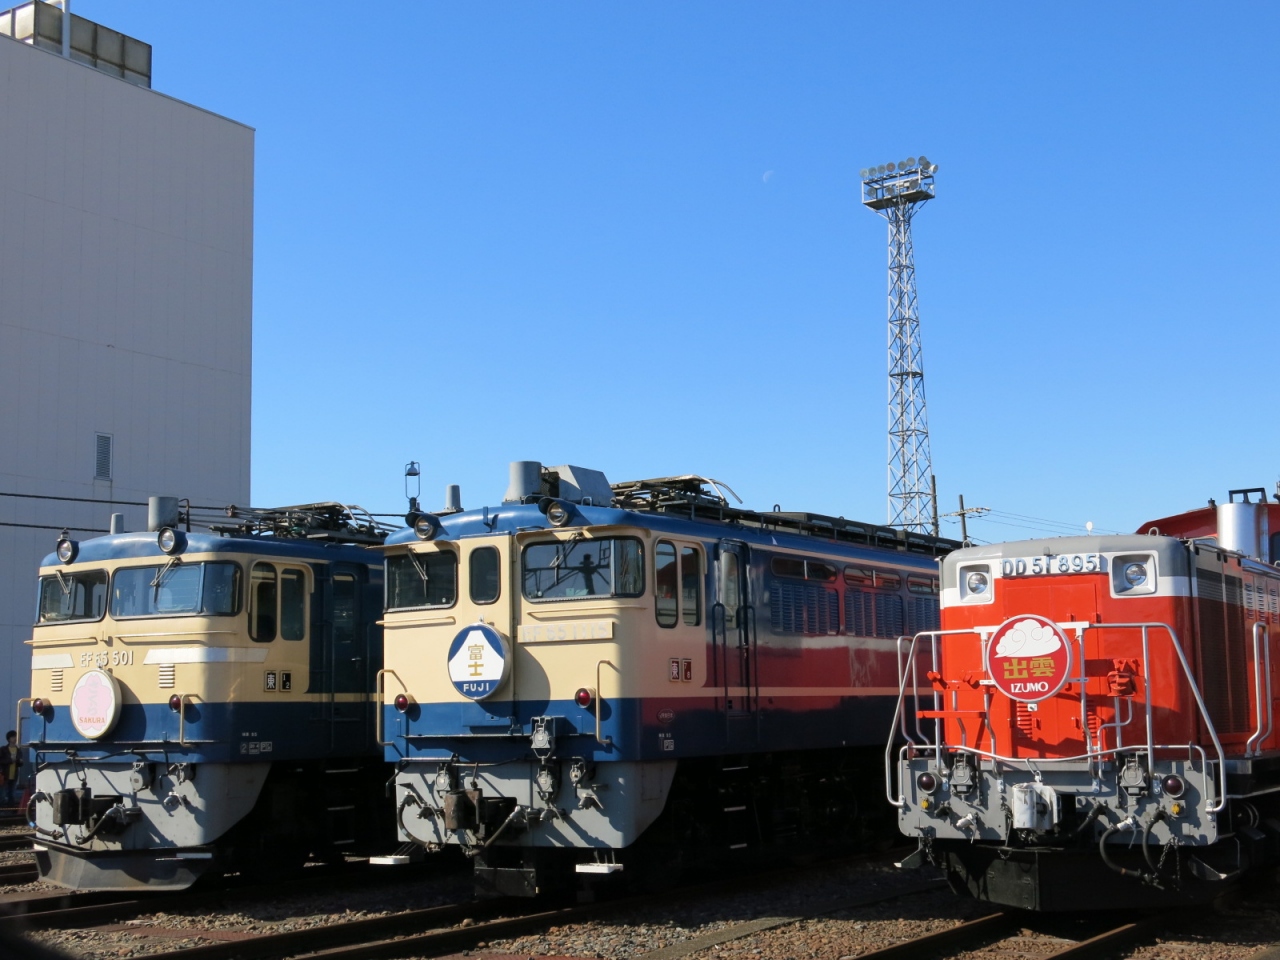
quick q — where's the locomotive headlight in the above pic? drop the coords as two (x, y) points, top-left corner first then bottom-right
(958, 564), (994, 604)
(157, 527), (186, 555)
(537, 497), (574, 527)
(1161, 774), (1186, 799)
(1111, 553), (1157, 596)
(916, 771), (939, 793)
(413, 514), (441, 540)
(56, 538), (78, 564)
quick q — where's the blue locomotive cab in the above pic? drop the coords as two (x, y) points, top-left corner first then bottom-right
(24, 502), (389, 891)
(382, 463), (957, 896)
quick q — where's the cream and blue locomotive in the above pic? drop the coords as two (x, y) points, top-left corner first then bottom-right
(381, 462), (958, 895)
(24, 499), (388, 890)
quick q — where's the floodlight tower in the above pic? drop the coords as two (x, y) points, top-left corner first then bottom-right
(861, 155), (939, 534)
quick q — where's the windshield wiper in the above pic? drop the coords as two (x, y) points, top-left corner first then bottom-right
(550, 532), (585, 570)
(150, 557), (182, 590)
(54, 569), (72, 596)
(408, 551), (430, 583)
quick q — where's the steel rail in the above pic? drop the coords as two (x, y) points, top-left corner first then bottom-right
(134, 851), (914, 960)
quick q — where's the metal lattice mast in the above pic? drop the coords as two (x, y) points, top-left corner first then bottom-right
(861, 155), (939, 533)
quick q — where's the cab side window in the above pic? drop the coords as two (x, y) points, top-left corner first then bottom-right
(250, 564), (277, 641)
(470, 547), (501, 605)
(332, 573), (356, 644)
(280, 568), (307, 640)
(656, 542), (704, 628)
(681, 546), (702, 626)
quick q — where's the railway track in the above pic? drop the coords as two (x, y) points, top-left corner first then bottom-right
(0, 834), (32, 853)
(65, 854), (935, 960)
(0, 858), (449, 935)
(849, 911), (1165, 960)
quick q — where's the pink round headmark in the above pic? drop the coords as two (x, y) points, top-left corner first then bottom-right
(984, 614), (1072, 703)
(70, 669), (122, 739)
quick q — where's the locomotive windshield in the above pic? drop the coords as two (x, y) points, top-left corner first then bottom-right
(109, 562), (241, 618)
(522, 538), (644, 601)
(37, 570), (108, 623)
(386, 550), (458, 610)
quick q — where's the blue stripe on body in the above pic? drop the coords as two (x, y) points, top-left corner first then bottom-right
(30, 700), (381, 764)
(384, 694), (898, 764)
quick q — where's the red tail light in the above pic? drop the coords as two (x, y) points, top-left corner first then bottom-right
(31, 699), (46, 716)
(394, 694), (411, 713)
(574, 688), (594, 709)
(168, 695), (183, 712)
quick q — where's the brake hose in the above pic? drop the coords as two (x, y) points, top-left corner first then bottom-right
(1141, 808), (1169, 875)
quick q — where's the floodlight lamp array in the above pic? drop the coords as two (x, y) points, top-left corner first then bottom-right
(859, 155), (939, 182)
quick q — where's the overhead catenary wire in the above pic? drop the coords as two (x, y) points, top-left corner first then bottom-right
(0, 491), (230, 511)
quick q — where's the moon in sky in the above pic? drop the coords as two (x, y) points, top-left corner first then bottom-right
(762, 170), (775, 182)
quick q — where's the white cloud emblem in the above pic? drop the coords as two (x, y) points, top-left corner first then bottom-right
(994, 619), (1062, 658)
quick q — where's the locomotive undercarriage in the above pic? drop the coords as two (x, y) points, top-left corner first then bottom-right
(32, 757), (390, 890)
(395, 747), (889, 897)
(897, 751), (1280, 910)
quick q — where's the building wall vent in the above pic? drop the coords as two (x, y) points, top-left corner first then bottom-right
(94, 433), (113, 481)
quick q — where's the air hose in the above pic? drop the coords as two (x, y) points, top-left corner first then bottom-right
(1141, 808), (1169, 875)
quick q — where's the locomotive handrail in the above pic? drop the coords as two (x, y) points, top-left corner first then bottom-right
(175, 693), (201, 747)
(895, 741), (1217, 816)
(594, 659), (616, 748)
(886, 621), (1229, 814)
(1099, 622), (1227, 813)
(375, 668), (406, 748)
(14, 698), (35, 749)
(885, 629), (973, 807)
(1247, 623), (1272, 757)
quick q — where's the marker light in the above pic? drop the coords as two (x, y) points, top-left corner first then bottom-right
(168, 695), (183, 712)
(157, 527), (185, 555)
(1161, 774), (1186, 799)
(574, 687), (595, 709)
(1124, 563), (1148, 587)
(56, 539), (78, 564)
(394, 694), (411, 713)
(965, 571), (989, 594)
(32, 698), (47, 716)
(916, 771), (939, 793)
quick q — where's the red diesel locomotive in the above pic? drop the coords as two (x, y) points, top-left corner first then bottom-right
(890, 487), (1280, 910)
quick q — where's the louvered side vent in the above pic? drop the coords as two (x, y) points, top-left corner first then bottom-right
(770, 581), (839, 635)
(94, 433), (113, 481)
(1014, 702), (1035, 738)
(50, 669), (64, 692)
(1195, 568), (1236, 731)
(1224, 575), (1249, 732)
(844, 589), (869, 636)
(158, 664), (175, 689)
(911, 596), (940, 634)
(875, 592), (904, 638)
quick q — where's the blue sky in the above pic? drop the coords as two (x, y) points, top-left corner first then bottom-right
(78, 2), (1280, 542)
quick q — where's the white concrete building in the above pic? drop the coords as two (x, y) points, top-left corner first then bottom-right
(0, 3), (252, 726)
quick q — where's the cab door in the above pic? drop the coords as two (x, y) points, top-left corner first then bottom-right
(456, 537), (517, 719)
(327, 563), (370, 753)
(714, 540), (756, 748)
